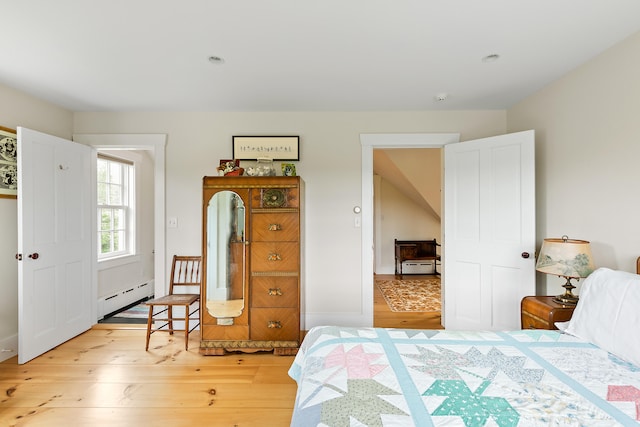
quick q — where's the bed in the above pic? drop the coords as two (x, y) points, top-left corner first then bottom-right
(289, 267), (640, 426)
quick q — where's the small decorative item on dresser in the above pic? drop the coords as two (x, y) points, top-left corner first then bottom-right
(254, 157), (276, 176)
(521, 296), (576, 330)
(281, 163), (296, 176)
(217, 159), (244, 176)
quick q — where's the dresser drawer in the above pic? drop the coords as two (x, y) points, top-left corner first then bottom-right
(251, 186), (300, 209)
(252, 212), (299, 242)
(250, 308), (299, 341)
(251, 242), (299, 272)
(521, 296), (575, 330)
(251, 276), (298, 308)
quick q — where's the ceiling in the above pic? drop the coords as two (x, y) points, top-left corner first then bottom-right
(3, 1), (640, 112)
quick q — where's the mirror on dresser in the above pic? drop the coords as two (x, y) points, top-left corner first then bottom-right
(205, 190), (246, 323)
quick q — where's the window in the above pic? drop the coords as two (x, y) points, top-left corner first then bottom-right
(97, 154), (134, 259)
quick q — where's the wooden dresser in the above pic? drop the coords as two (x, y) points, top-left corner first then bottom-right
(200, 176), (303, 355)
(521, 296), (576, 330)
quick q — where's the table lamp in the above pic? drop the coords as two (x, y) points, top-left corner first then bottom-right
(535, 235), (595, 305)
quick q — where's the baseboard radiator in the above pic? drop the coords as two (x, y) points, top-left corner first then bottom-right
(98, 280), (154, 319)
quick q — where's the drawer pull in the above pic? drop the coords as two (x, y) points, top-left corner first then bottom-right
(268, 288), (283, 296)
(267, 320), (282, 329)
(267, 253), (282, 261)
(268, 223), (282, 231)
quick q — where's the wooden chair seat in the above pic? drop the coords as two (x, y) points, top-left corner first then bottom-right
(145, 255), (201, 351)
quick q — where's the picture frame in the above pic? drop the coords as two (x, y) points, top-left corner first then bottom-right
(0, 126), (17, 199)
(281, 163), (297, 176)
(232, 136), (299, 161)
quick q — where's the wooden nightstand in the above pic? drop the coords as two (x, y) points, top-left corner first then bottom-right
(521, 296), (576, 330)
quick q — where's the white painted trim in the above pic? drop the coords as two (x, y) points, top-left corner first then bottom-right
(359, 133), (460, 327)
(73, 133), (167, 302)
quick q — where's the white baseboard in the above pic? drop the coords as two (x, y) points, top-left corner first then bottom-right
(98, 280), (154, 318)
(0, 333), (18, 363)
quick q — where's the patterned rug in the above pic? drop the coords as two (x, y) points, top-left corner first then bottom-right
(375, 278), (441, 312)
(113, 303), (149, 318)
(99, 301), (150, 324)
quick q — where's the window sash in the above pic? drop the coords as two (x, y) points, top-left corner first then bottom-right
(97, 156), (134, 260)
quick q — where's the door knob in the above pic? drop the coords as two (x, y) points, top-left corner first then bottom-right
(521, 252), (530, 259)
(28, 253), (40, 260)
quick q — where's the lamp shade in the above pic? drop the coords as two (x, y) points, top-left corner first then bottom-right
(535, 237), (595, 278)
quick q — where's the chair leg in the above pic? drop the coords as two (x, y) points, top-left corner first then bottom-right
(184, 304), (189, 350)
(145, 306), (154, 351)
(168, 306), (174, 335)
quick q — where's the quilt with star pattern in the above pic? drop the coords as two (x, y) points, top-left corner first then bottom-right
(288, 326), (640, 426)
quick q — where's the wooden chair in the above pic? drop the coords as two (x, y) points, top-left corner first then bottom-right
(145, 255), (201, 350)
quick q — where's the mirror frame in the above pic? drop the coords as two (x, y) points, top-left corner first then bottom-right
(202, 185), (251, 329)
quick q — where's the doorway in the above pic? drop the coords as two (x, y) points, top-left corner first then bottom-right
(72, 133), (167, 308)
(372, 147), (443, 328)
(360, 133), (460, 327)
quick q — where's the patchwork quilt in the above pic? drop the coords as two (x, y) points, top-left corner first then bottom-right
(288, 326), (640, 426)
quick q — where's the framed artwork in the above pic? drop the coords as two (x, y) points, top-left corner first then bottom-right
(281, 163), (296, 176)
(232, 136), (299, 161)
(0, 126), (17, 199)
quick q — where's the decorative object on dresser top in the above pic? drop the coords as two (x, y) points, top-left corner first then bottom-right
(289, 266), (640, 426)
(217, 159), (243, 176)
(535, 235), (595, 305)
(394, 238), (441, 275)
(200, 176), (302, 355)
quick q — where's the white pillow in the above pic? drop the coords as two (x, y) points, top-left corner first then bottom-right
(565, 267), (640, 366)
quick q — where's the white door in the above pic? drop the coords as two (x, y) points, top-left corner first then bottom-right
(18, 127), (95, 364)
(443, 130), (535, 330)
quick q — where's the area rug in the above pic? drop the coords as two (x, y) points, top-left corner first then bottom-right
(375, 278), (441, 312)
(113, 303), (149, 318)
(99, 301), (150, 324)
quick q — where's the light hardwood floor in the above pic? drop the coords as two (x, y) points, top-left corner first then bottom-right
(1, 276), (441, 426)
(1, 325), (297, 427)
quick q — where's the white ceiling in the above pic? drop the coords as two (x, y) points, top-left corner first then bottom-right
(3, 1), (640, 112)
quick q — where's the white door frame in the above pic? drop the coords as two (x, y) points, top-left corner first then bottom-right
(360, 133), (460, 326)
(73, 134), (167, 301)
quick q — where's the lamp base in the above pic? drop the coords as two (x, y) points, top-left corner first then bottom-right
(553, 294), (578, 305)
(553, 276), (579, 305)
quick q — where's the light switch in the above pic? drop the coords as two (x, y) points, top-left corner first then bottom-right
(354, 216), (361, 228)
(168, 217), (178, 228)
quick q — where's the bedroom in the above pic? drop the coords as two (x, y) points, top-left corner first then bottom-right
(1, 0), (640, 357)
(1, 1), (640, 423)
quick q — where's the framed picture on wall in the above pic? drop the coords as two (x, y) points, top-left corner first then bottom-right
(0, 126), (17, 199)
(232, 136), (299, 161)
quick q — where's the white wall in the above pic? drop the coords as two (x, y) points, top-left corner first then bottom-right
(0, 83), (73, 359)
(508, 30), (640, 295)
(73, 110), (506, 327)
